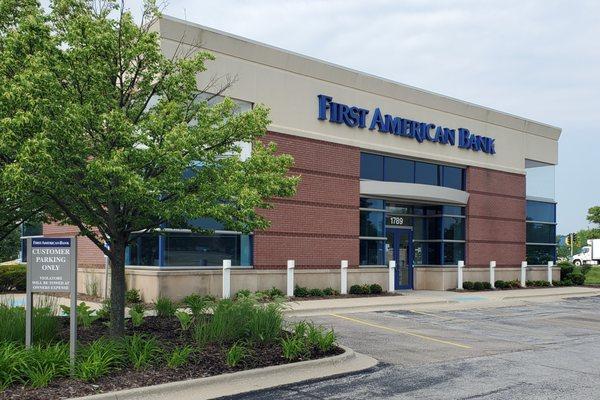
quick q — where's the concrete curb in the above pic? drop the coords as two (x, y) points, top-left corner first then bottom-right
(502, 290), (600, 301)
(284, 300), (454, 317)
(70, 346), (377, 400)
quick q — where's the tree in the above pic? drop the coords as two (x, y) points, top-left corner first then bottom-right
(587, 206), (600, 226)
(0, 0), (299, 336)
(0, 228), (20, 263)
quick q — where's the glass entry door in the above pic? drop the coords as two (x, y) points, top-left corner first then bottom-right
(386, 228), (414, 290)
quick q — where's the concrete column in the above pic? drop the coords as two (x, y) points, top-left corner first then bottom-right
(457, 260), (464, 290)
(547, 261), (554, 285)
(490, 261), (496, 289)
(388, 260), (396, 292)
(340, 260), (348, 295)
(222, 259), (231, 299)
(287, 260), (295, 297)
(520, 261), (527, 287)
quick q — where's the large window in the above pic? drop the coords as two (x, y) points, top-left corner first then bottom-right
(526, 200), (556, 265)
(359, 198), (465, 267)
(360, 153), (465, 190)
(126, 232), (252, 267)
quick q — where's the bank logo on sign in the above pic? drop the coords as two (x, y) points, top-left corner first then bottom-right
(317, 94), (496, 155)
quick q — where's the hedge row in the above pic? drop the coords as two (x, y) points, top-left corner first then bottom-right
(0, 264), (26, 293)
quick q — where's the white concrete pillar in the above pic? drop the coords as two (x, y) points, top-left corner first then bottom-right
(520, 261), (527, 287)
(340, 260), (348, 295)
(287, 260), (295, 297)
(457, 260), (464, 290)
(547, 261), (554, 286)
(222, 259), (231, 299)
(490, 261), (496, 289)
(388, 260), (396, 292)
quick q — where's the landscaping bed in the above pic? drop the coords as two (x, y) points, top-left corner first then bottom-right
(0, 296), (342, 400)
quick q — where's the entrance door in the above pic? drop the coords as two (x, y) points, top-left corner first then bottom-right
(386, 228), (413, 290)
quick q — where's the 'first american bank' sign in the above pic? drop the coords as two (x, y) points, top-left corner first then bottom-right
(317, 94), (496, 155)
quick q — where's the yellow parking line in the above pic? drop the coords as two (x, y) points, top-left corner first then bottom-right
(329, 313), (472, 349)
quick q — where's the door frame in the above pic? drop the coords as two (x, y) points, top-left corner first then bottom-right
(388, 227), (414, 290)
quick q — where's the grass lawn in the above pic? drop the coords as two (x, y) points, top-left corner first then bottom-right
(585, 267), (600, 285)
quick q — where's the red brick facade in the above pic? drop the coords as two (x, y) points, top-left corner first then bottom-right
(43, 223), (105, 268)
(254, 132), (360, 269)
(465, 166), (526, 268)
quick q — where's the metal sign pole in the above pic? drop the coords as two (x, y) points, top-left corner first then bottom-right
(25, 237), (33, 349)
(70, 237), (77, 373)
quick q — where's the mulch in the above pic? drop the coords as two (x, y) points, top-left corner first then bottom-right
(0, 317), (342, 400)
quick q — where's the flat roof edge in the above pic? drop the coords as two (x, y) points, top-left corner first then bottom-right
(158, 15), (562, 141)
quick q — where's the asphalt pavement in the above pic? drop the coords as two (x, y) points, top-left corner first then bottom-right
(222, 295), (600, 400)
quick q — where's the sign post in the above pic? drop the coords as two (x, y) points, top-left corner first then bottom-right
(26, 237), (77, 370)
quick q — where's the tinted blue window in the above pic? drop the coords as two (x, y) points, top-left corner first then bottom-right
(415, 162), (440, 186)
(164, 233), (251, 267)
(444, 242), (465, 265)
(384, 157), (414, 183)
(126, 235), (160, 266)
(526, 223), (556, 244)
(442, 166), (464, 190)
(360, 239), (385, 265)
(360, 198), (384, 209)
(443, 217), (465, 240)
(360, 153), (384, 180)
(413, 242), (441, 265)
(360, 211), (385, 237)
(526, 201), (556, 222)
(526, 245), (556, 265)
(413, 217), (442, 240)
(443, 205), (465, 216)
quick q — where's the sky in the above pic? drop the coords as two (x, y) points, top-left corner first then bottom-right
(47, 0), (600, 234)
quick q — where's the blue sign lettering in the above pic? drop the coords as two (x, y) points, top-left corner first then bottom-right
(317, 94), (496, 155)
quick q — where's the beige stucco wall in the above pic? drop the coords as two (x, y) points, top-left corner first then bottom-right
(414, 267), (560, 290)
(156, 16), (560, 174)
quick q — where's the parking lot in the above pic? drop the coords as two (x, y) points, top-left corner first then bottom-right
(225, 295), (600, 399)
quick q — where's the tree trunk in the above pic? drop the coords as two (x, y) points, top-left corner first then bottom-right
(109, 239), (126, 337)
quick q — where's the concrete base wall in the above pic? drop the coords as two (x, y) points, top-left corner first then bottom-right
(77, 266), (561, 302)
(414, 267), (561, 291)
(78, 267), (389, 302)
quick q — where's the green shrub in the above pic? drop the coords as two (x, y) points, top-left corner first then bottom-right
(194, 298), (253, 345)
(294, 285), (309, 298)
(495, 280), (507, 289)
(308, 288), (324, 297)
(125, 289), (142, 304)
(96, 299), (111, 320)
(76, 338), (125, 382)
(349, 284), (366, 295)
(281, 336), (309, 361)
(508, 280), (521, 289)
(123, 334), (162, 370)
(175, 311), (194, 331)
(462, 281), (474, 290)
(166, 346), (193, 369)
(0, 264), (26, 292)
(581, 265), (592, 276)
(305, 323), (337, 353)
(559, 262), (575, 280)
(0, 297), (59, 344)
(21, 343), (70, 388)
(235, 289), (252, 299)
(253, 290), (271, 301)
(130, 302), (145, 315)
(568, 272), (585, 286)
(154, 296), (176, 318)
(226, 342), (247, 367)
(129, 308), (144, 328)
(268, 287), (285, 298)
(369, 284), (383, 294)
(473, 282), (484, 291)
(247, 302), (283, 343)
(561, 279), (573, 286)
(182, 294), (210, 317)
(323, 287), (335, 296)
(482, 282), (492, 290)
(61, 302), (99, 328)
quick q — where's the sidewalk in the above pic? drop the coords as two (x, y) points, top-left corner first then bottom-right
(283, 286), (600, 316)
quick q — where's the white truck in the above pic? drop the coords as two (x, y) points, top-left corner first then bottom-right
(572, 239), (600, 266)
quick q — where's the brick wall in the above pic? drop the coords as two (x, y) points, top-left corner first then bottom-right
(43, 223), (105, 268)
(465, 166), (526, 267)
(254, 132), (360, 269)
